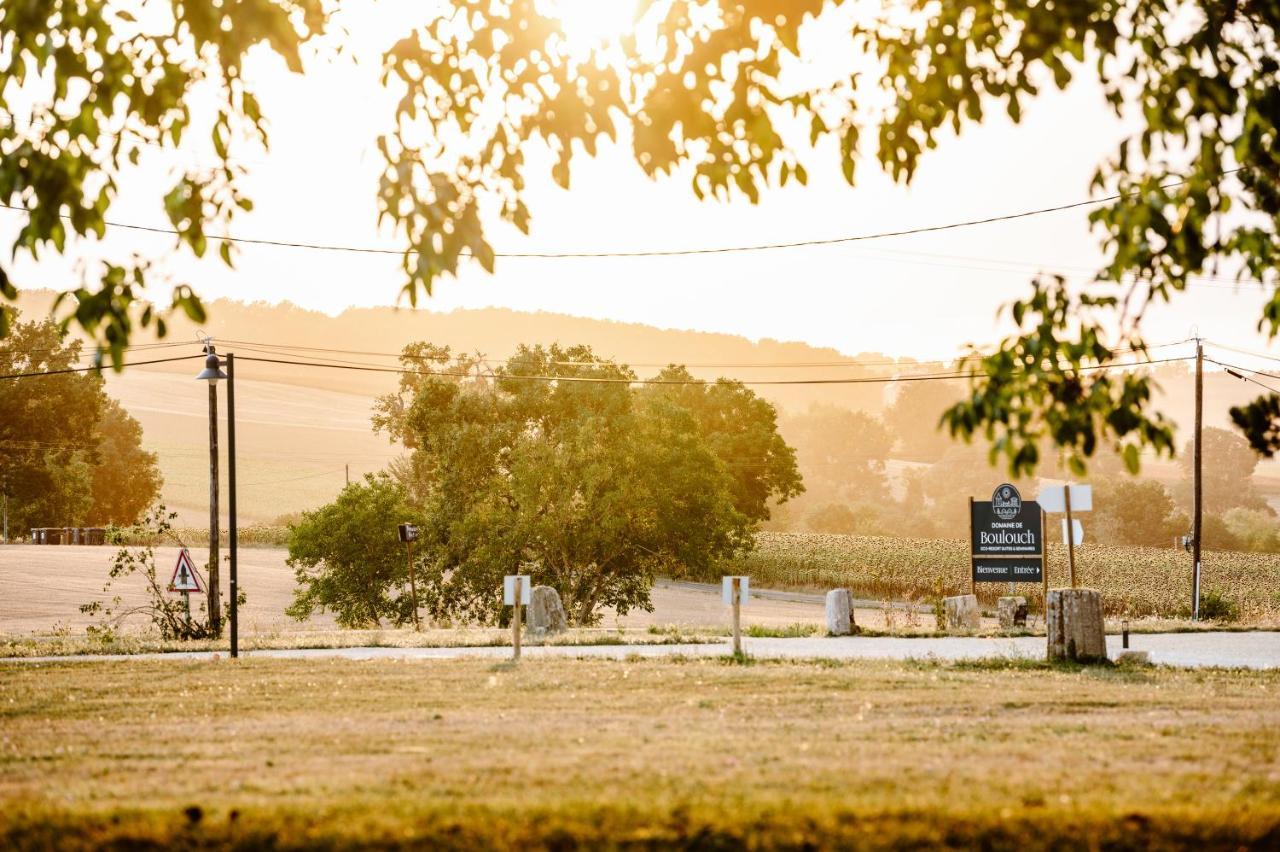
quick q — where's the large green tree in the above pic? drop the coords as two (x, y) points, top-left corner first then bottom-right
(5, 1), (1277, 468)
(87, 398), (164, 526)
(646, 366), (803, 523)
(373, 343), (795, 624)
(0, 316), (160, 535)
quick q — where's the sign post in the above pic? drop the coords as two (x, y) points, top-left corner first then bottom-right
(504, 574), (531, 661)
(397, 523), (421, 630)
(168, 548), (205, 631)
(969, 485), (1044, 586)
(722, 576), (749, 656)
(1041, 509), (1048, 612)
(1038, 484), (1093, 589)
(1065, 486), (1076, 587)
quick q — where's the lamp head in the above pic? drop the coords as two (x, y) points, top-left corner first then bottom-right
(196, 351), (227, 384)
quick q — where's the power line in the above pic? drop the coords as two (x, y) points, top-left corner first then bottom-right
(0, 170), (1245, 260)
(236, 353), (976, 385)
(231, 353), (1193, 386)
(1206, 342), (1280, 366)
(1203, 355), (1274, 378)
(1206, 358), (1280, 395)
(0, 354), (202, 380)
(218, 336), (1192, 371)
(0, 340), (190, 360)
(239, 468), (347, 487)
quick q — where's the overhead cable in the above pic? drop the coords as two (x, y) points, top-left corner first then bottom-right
(0, 169), (1244, 259)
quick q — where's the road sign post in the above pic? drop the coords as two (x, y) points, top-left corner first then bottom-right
(1038, 484), (1093, 589)
(397, 523), (421, 630)
(169, 548), (205, 632)
(1065, 486), (1076, 587)
(504, 574), (531, 661)
(722, 576), (749, 656)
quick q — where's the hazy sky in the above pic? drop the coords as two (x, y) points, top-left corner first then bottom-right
(5, 1), (1271, 362)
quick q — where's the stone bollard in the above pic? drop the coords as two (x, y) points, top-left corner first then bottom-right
(825, 589), (853, 636)
(997, 596), (1028, 630)
(528, 585), (569, 636)
(1046, 588), (1107, 662)
(943, 594), (980, 630)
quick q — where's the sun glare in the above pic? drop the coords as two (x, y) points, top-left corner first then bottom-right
(553, 0), (638, 46)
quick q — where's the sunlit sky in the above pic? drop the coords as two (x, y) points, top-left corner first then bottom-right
(4, 0), (1271, 361)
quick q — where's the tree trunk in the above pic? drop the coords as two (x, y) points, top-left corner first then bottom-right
(1046, 588), (1107, 662)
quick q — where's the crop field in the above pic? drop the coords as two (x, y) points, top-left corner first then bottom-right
(712, 533), (1280, 622)
(1, 656), (1278, 849)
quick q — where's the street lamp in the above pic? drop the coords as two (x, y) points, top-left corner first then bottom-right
(196, 344), (239, 658)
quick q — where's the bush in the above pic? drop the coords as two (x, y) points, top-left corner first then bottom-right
(1198, 587), (1239, 622)
(286, 475), (424, 628)
(81, 506), (241, 640)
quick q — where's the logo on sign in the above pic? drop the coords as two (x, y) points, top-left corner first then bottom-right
(992, 484), (1022, 521)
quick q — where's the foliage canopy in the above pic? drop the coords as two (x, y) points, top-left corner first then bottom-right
(3, 0), (1277, 469)
(372, 342), (799, 624)
(0, 316), (161, 534)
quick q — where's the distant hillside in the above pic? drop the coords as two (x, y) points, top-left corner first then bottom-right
(13, 289), (1280, 525)
(12, 290), (945, 414)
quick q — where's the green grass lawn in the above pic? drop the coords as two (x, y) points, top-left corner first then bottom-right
(2, 656), (1278, 849)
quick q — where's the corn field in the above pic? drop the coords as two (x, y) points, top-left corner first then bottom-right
(108, 525), (291, 549)
(707, 532), (1280, 621)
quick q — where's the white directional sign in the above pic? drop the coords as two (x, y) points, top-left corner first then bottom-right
(503, 574), (532, 606)
(1061, 518), (1085, 546)
(722, 576), (750, 605)
(168, 548), (204, 593)
(1038, 484), (1093, 513)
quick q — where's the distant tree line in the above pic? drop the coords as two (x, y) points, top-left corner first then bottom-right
(1, 316), (162, 536)
(772, 382), (1280, 553)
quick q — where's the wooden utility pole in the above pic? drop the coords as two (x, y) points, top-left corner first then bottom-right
(1065, 486), (1077, 588)
(1192, 339), (1204, 620)
(227, 352), (238, 658)
(345, 464), (350, 486)
(731, 577), (743, 656)
(207, 371), (221, 633)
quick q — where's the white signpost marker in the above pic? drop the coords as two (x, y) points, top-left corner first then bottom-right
(504, 574), (532, 661)
(168, 548), (204, 627)
(1038, 485), (1093, 587)
(722, 576), (749, 656)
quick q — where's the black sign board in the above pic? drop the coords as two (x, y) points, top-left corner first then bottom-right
(397, 523), (419, 543)
(970, 484), (1043, 583)
(972, 557), (1043, 583)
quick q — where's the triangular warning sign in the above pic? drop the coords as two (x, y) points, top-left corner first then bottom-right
(169, 548), (205, 593)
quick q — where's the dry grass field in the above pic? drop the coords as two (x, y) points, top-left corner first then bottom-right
(102, 368), (400, 526)
(0, 656), (1277, 849)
